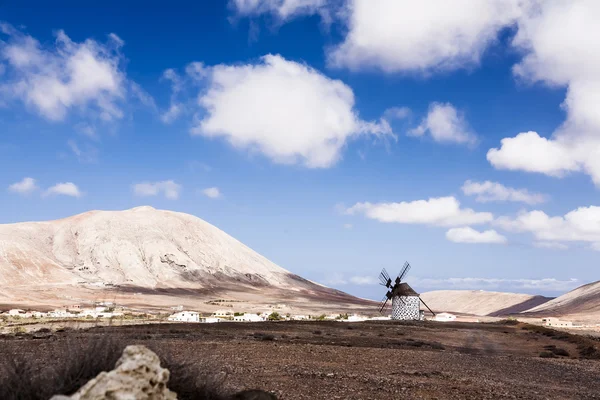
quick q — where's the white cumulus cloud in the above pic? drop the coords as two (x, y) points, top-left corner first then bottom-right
(192, 54), (393, 168)
(495, 206), (600, 246)
(0, 23), (126, 122)
(487, 131), (581, 177)
(462, 180), (547, 205)
(133, 180), (181, 200)
(201, 187), (221, 199)
(43, 182), (82, 198)
(409, 102), (476, 145)
(327, 0), (526, 73)
(345, 196), (493, 227)
(446, 227), (507, 244)
(488, 1), (600, 186)
(8, 177), (38, 195)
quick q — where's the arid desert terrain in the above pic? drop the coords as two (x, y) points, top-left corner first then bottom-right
(1, 320), (599, 399)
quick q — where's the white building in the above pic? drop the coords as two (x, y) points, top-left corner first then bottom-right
(213, 310), (233, 318)
(7, 309), (27, 316)
(47, 309), (77, 318)
(346, 315), (367, 322)
(369, 316), (392, 321)
(233, 313), (263, 322)
(168, 311), (200, 322)
(291, 315), (308, 321)
(542, 317), (573, 328)
(434, 313), (457, 322)
(202, 317), (223, 323)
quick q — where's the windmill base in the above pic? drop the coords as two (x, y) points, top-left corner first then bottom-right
(391, 295), (424, 321)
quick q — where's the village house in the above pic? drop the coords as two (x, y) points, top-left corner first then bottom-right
(434, 312), (457, 322)
(346, 314), (367, 322)
(168, 311), (200, 322)
(201, 317), (223, 323)
(542, 317), (573, 328)
(213, 310), (233, 318)
(290, 315), (308, 321)
(7, 309), (28, 317)
(233, 313), (263, 322)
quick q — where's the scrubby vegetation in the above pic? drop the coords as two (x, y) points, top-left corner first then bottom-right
(522, 323), (600, 359)
(0, 334), (271, 400)
(267, 312), (281, 321)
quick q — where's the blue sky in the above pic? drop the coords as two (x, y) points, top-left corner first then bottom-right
(1, 1), (599, 299)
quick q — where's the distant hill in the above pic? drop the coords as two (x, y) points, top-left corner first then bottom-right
(421, 290), (552, 317)
(0, 207), (372, 313)
(522, 280), (600, 322)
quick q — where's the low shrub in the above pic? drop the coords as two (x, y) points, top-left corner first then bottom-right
(552, 348), (570, 357)
(0, 335), (262, 400)
(253, 332), (275, 341)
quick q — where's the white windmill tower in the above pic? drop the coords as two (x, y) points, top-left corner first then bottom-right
(378, 262), (436, 320)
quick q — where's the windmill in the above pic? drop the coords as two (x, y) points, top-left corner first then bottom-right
(378, 261), (435, 320)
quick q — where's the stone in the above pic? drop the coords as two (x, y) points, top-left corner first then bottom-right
(51, 345), (177, 400)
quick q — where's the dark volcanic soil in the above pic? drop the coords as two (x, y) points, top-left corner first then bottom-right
(1, 320), (599, 399)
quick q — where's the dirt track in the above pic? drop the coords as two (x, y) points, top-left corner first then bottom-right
(1, 320), (600, 399)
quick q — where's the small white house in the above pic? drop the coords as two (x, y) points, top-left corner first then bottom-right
(168, 311), (200, 322)
(213, 310), (233, 318)
(542, 317), (573, 328)
(202, 317), (223, 323)
(48, 309), (77, 318)
(7, 309), (27, 316)
(291, 315), (308, 321)
(368, 316), (391, 321)
(346, 314), (367, 322)
(233, 313), (263, 322)
(434, 313), (457, 322)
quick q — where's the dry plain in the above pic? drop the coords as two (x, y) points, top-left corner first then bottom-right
(1, 320), (599, 399)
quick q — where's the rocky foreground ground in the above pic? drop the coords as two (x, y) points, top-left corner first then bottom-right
(1, 320), (599, 399)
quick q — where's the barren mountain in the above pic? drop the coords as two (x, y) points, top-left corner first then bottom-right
(421, 290), (551, 317)
(0, 207), (372, 313)
(522, 280), (600, 322)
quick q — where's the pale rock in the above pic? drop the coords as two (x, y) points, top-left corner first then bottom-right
(51, 345), (176, 400)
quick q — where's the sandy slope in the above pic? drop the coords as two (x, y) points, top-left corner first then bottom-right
(523, 280), (600, 321)
(0, 207), (371, 312)
(421, 290), (551, 316)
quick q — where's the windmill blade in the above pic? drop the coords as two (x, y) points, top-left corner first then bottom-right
(379, 296), (390, 314)
(420, 298), (435, 316)
(379, 268), (392, 287)
(398, 261), (411, 282)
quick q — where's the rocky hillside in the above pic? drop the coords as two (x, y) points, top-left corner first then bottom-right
(522, 280), (600, 321)
(0, 207), (370, 311)
(421, 290), (552, 317)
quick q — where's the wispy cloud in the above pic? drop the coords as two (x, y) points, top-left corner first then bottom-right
(8, 177), (38, 195)
(446, 227), (507, 244)
(67, 139), (97, 163)
(345, 196), (493, 227)
(43, 182), (82, 198)
(201, 187), (221, 199)
(462, 180), (547, 204)
(412, 277), (580, 292)
(133, 180), (181, 200)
